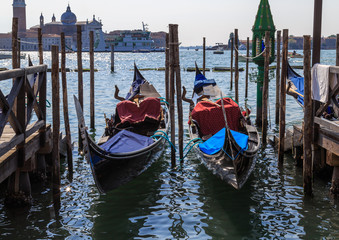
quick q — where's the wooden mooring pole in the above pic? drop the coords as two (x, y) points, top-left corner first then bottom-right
(245, 37), (249, 99)
(111, 45), (114, 72)
(312, 0), (322, 66)
(275, 30), (281, 124)
(234, 29), (239, 103)
(278, 29), (288, 164)
(61, 32), (73, 181)
(330, 34), (339, 196)
(230, 36), (234, 90)
(262, 31), (270, 145)
(90, 31), (95, 129)
(173, 25), (183, 161)
(168, 25), (176, 167)
(17, 38), (21, 68)
(203, 37), (206, 75)
(165, 33), (170, 103)
(38, 28), (43, 64)
(77, 25), (83, 149)
(51, 45), (61, 209)
(12, 18), (18, 71)
(303, 35), (313, 196)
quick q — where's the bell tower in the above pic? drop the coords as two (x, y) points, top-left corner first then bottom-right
(13, 0), (27, 32)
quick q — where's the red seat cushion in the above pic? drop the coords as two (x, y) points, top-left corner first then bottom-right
(190, 98), (241, 136)
(116, 97), (161, 125)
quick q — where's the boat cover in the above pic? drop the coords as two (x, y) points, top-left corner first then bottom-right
(289, 76), (304, 105)
(116, 97), (161, 125)
(199, 128), (248, 155)
(100, 129), (154, 154)
(194, 66), (216, 94)
(126, 64), (147, 100)
(194, 73), (216, 94)
(190, 98), (241, 136)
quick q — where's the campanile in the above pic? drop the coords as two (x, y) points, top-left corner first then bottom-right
(13, 0), (26, 32)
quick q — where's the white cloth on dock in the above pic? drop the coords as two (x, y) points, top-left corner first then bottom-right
(311, 64), (338, 103)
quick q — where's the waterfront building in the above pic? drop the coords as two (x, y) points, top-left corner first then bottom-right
(0, 1), (106, 51)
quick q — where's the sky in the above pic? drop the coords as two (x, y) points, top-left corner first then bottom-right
(1, 0), (338, 46)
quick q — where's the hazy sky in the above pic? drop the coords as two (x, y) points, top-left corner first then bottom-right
(1, 0), (338, 46)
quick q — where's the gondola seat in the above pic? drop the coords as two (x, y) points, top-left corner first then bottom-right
(189, 98), (242, 137)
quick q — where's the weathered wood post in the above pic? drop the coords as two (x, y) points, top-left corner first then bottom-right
(165, 33), (170, 103)
(303, 35), (313, 196)
(168, 25), (176, 167)
(51, 45), (61, 209)
(312, 0), (322, 66)
(90, 31), (95, 129)
(77, 25), (83, 149)
(230, 36), (234, 90)
(38, 28), (43, 64)
(110, 45), (114, 72)
(173, 25), (183, 161)
(330, 34), (339, 196)
(262, 31), (270, 145)
(234, 29), (239, 103)
(278, 29), (288, 164)
(17, 38), (21, 68)
(275, 30), (281, 124)
(12, 18), (18, 71)
(203, 37), (206, 75)
(245, 37), (249, 99)
(61, 32), (73, 181)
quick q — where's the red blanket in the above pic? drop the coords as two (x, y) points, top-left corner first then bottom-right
(116, 97), (161, 124)
(190, 98), (241, 136)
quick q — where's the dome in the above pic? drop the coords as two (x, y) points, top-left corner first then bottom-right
(61, 5), (77, 25)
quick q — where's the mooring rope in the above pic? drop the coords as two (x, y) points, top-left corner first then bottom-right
(179, 137), (203, 162)
(233, 45), (266, 60)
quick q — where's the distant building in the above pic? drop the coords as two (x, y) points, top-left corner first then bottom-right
(0, 1), (106, 51)
(13, 0), (26, 33)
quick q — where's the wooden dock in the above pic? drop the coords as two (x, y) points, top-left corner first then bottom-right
(0, 64), (55, 205)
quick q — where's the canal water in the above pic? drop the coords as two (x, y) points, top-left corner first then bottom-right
(0, 49), (338, 239)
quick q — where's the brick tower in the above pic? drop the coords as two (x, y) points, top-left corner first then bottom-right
(13, 0), (26, 32)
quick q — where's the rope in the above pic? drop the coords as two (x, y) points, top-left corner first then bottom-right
(233, 45), (266, 60)
(151, 134), (176, 151)
(179, 138), (203, 162)
(17, 39), (38, 45)
(222, 147), (244, 161)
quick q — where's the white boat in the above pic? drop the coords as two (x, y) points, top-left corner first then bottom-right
(111, 23), (156, 52)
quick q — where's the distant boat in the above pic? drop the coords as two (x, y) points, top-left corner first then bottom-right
(213, 47), (224, 54)
(111, 22), (157, 52)
(288, 51), (303, 58)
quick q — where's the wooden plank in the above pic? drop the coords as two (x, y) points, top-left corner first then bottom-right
(330, 66), (339, 74)
(314, 117), (339, 132)
(316, 129), (339, 156)
(0, 69), (25, 81)
(327, 151), (339, 167)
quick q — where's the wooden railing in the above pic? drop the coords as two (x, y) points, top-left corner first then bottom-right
(0, 65), (47, 167)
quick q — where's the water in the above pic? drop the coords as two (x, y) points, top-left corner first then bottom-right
(0, 49), (338, 239)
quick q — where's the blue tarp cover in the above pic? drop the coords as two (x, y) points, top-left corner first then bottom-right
(101, 129), (154, 154)
(199, 128), (249, 155)
(194, 73), (216, 92)
(290, 77), (304, 105)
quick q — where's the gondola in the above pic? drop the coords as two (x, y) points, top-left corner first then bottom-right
(182, 64), (260, 189)
(74, 64), (170, 193)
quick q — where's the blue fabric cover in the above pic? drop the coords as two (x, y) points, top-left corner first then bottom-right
(199, 128), (249, 155)
(194, 73), (216, 92)
(290, 77), (304, 105)
(101, 129), (154, 154)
